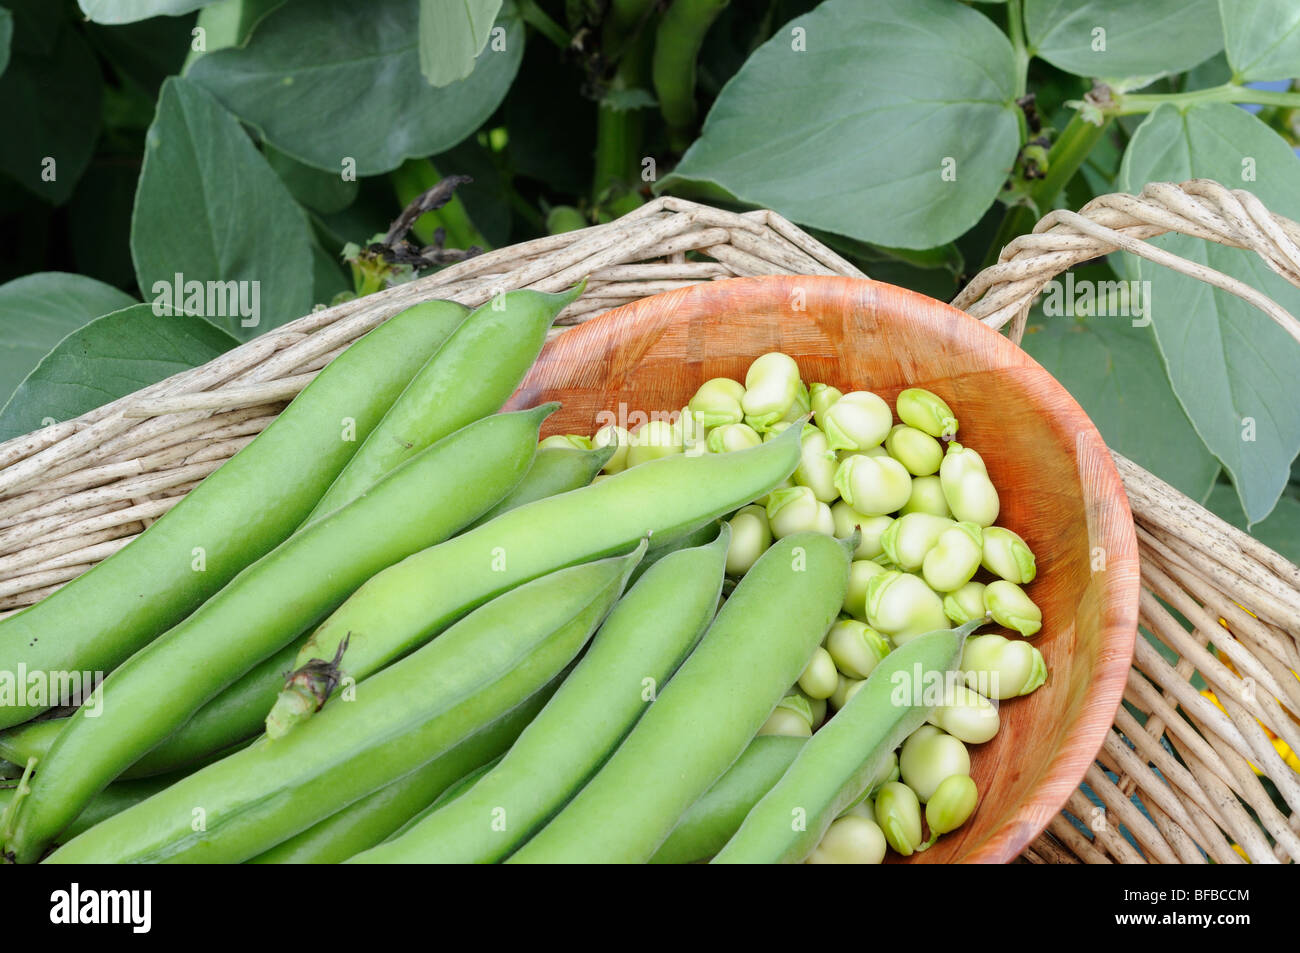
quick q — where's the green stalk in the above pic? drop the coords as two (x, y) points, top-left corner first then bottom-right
(653, 0), (730, 151)
(979, 111), (1110, 270)
(517, 0), (570, 50)
(594, 26), (654, 200)
(1006, 0), (1029, 100)
(1106, 82), (1300, 116)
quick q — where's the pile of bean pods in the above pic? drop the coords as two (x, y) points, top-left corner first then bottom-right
(0, 290), (1046, 864)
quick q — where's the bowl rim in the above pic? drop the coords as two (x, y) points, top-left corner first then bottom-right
(526, 274), (1142, 863)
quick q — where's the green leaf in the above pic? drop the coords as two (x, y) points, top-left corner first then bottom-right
(264, 142), (358, 214)
(0, 303), (237, 441)
(188, 0), (524, 176)
(1024, 0), (1223, 80)
(418, 0), (503, 87)
(1120, 103), (1300, 523)
(1220, 0), (1300, 82)
(131, 77), (316, 340)
(1021, 308), (1220, 502)
(78, 0), (213, 24)
(310, 242), (349, 306)
(1206, 483), (1300, 559)
(0, 273), (137, 405)
(0, 8), (13, 79)
(658, 0), (1021, 250)
(183, 0), (285, 70)
(0, 23), (102, 203)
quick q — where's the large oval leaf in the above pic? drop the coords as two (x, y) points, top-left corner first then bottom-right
(0, 20), (102, 203)
(187, 0), (524, 176)
(0, 273), (138, 404)
(419, 0), (503, 87)
(657, 0), (1020, 250)
(78, 0), (213, 24)
(1025, 0), (1223, 81)
(0, 303), (238, 441)
(1022, 303), (1219, 502)
(1120, 103), (1300, 523)
(131, 77), (317, 340)
(1221, 0), (1300, 82)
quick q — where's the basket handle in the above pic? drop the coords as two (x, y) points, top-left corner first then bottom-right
(952, 179), (1300, 346)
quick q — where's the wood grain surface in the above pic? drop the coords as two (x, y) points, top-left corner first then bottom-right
(507, 275), (1140, 864)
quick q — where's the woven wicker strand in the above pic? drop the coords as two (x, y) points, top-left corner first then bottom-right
(0, 185), (1295, 865)
(956, 178), (1300, 865)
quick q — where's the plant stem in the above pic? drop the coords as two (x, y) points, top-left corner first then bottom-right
(516, 0), (570, 50)
(1106, 82), (1300, 116)
(1006, 0), (1029, 100)
(979, 111), (1110, 270)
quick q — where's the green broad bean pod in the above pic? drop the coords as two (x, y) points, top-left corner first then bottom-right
(712, 618), (984, 863)
(510, 532), (852, 864)
(306, 286), (581, 523)
(0, 298), (468, 731)
(468, 445), (614, 529)
(2, 407), (553, 864)
(45, 548), (642, 864)
(349, 529), (730, 864)
(649, 736), (804, 865)
(0, 636), (300, 781)
(271, 422), (805, 732)
(248, 688), (554, 864)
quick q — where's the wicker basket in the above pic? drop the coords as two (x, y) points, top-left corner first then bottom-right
(0, 183), (1296, 864)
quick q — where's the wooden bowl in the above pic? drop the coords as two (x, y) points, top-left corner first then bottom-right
(507, 275), (1140, 863)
